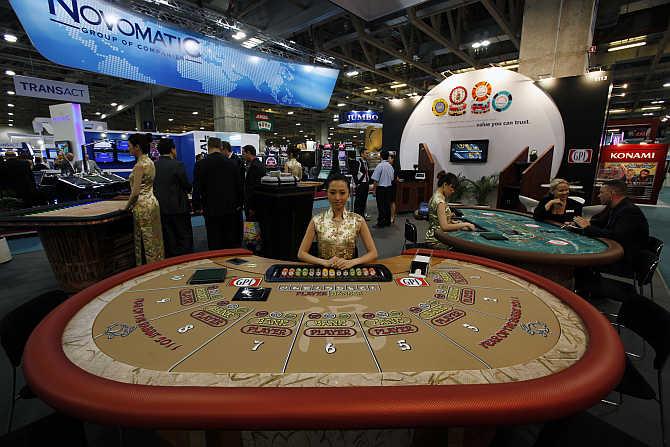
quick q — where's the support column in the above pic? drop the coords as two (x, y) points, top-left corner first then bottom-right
(213, 96), (245, 132)
(518, 0), (597, 79)
(134, 100), (156, 131)
(319, 122), (329, 145)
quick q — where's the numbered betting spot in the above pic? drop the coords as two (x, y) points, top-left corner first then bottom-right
(177, 324), (194, 334)
(325, 343), (336, 354)
(397, 339), (412, 351)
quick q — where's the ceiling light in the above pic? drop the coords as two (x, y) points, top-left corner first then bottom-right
(391, 83), (407, 88)
(232, 31), (246, 40)
(609, 109), (627, 113)
(241, 37), (264, 49)
(101, 114), (107, 119)
(5, 70), (15, 76)
(481, 40), (490, 46)
(664, 82), (670, 88)
(8, 123), (12, 127)
(110, 102), (117, 107)
(472, 42), (481, 49)
(8, 119), (12, 122)
(651, 100), (664, 104)
(192, 111), (199, 115)
(7, 91), (15, 95)
(363, 88), (377, 93)
(95, 112), (101, 115)
(345, 70), (359, 77)
(84, 118), (89, 122)
(608, 41), (646, 52)
(642, 112), (654, 116)
(116, 104), (125, 111)
(101, 133), (107, 138)
(299, 130), (303, 133)
(7, 112), (13, 115)
(287, 111), (294, 115)
(168, 118), (174, 122)
(641, 106), (662, 111)
(296, 123), (301, 126)
(7, 103), (14, 107)
(3, 34), (17, 43)
(337, 103), (345, 107)
(200, 127), (204, 130)
(611, 93), (626, 97)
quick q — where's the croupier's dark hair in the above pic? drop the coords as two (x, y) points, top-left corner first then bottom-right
(436, 171), (459, 188)
(325, 172), (350, 191)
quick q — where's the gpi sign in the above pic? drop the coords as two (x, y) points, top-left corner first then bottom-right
(567, 148), (593, 164)
(228, 277), (262, 287)
(395, 277), (429, 287)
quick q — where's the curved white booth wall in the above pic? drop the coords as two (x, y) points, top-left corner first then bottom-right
(399, 68), (565, 181)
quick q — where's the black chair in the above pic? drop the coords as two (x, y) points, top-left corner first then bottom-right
(402, 219), (426, 252)
(604, 295), (670, 447)
(608, 248), (660, 300)
(0, 290), (86, 445)
(648, 236), (664, 258)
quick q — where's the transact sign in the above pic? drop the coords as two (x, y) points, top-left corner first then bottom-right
(13, 75), (90, 103)
(9, 0), (339, 110)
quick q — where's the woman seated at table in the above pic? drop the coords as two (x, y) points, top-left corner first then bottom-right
(298, 173), (378, 269)
(533, 178), (583, 223)
(424, 171), (476, 249)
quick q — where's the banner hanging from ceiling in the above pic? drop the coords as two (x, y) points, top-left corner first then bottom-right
(10, 0), (339, 110)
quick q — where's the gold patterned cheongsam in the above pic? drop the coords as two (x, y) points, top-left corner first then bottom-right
(129, 154), (164, 265)
(313, 208), (363, 260)
(424, 190), (453, 247)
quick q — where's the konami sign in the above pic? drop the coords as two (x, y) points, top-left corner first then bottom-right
(601, 144), (667, 163)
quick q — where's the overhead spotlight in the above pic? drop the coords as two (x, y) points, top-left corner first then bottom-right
(337, 103), (345, 107)
(232, 31), (246, 40)
(481, 40), (490, 46)
(7, 103), (14, 107)
(84, 118), (89, 122)
(287, 111), (294, 115)
(296, 123), (301, 126)
(101, 114), (107, 119)
(110, 102), (118, 107)
(608, 42), (646, 52)
(95, 112), (101, 115)
(5, 70), (15, 76)
(7, 112), (13, 115)
(3, 34), (17, 43)
(8, 123), (12, 127)
(116, 104), (125, 111)
(651, 100), (665, 104)
(345, 70), (359, 77)
(642, 112), (654, 116)
(7, 90), (15, 95)
(168, 118), (174, 122)
(192, 111), (199, 115)
(363, 88), (377, 93)
(200, 127), (204, 130)
(664, 82), (670, 88)
(390, 83), (407, 88)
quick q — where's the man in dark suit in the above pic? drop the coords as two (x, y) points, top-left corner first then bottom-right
(74, 153), (102, 174)
(32, 157), (50, 171)
(60, 152), (76, 176)
(574, 179), (649, 276)
(242, 145), (266, 220)
(222, 141), (245, 244)
(193, 137), (244, 249)
(349, 147), (370, 218)
(154, 138), (193, 257)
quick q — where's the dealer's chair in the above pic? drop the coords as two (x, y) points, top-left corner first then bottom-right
(648, 236), (664, 259)
(0, 290), (86, 445)
(518, 195), (539, 213)
(403, 219), (428, 252)
(606, 296), (670, 447)
(582, 204), (606, 219)
(568, 196), (586, 205)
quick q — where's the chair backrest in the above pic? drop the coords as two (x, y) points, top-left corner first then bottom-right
(618, 294), (670, 370)
(582, 204), (606, 219)
(648, 236), (664, 257)
(569, 196), (586, 204)
(0, 290), (69, 367)
(635, 249), (660, 286)
(518, 195), (539, 213)
(405, 219), (418, 244)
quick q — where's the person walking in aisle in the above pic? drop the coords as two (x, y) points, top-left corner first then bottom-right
(243, 145), (266, 220)
(370, 150), (394, 228)
(153, 138), (193, 257)
(221, 141), (245, 245)
(349, 147), (370, 219)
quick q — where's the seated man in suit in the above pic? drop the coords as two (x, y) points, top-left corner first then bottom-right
(74, 153), (102, 174)
(32, 156), (50, 171)
(153, 138), (193, 257)
(3, 151), (37, 205)
(574, 179), (649, 282)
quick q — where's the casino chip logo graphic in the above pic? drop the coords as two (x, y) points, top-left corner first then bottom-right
(492, 90), (512, 112)
(448, 86), (467, 116)
(432, 98), (448, 116)
(471, 81), (492, 114)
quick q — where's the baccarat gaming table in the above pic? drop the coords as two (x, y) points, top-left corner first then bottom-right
(23, 249), (624, 429)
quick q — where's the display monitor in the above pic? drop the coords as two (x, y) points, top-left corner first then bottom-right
(116, 153), (135, 163)
(450, 140), (489, 163)
(94, 151), (115, 163)
(115, 140), (129, 151)
(55, 140), (71, 153)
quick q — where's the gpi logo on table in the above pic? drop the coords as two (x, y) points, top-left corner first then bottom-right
(228, 277), (263, 287)
(395, 277), (429, 287)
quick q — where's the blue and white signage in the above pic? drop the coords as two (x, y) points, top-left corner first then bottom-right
(10, 0), (339, 110)
(338, 110), (383, 128)
(14, 75), (90, 103)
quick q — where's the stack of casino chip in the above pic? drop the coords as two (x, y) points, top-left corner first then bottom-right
(448, 86), (467, 116)
(471, 81), (492, 114)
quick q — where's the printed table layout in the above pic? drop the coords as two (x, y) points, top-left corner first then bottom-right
(23, 249), (624, 429)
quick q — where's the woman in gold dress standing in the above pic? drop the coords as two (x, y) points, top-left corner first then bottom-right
(124, 134), (164, 264)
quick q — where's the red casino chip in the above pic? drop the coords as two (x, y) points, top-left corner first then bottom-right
(472, 81), (492, 101)
(449, 86), (467, 105)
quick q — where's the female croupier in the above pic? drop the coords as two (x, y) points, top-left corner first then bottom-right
(298, 173), (378, 269)
(533, 178), (583, 223)
(424, 172), (476, 249)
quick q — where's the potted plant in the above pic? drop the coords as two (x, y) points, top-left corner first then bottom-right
(464, 175), (499, 206)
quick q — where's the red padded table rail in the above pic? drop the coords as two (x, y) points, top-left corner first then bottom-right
(23, 248), (624, 429)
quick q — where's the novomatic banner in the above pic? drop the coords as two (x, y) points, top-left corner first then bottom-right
(10, 0), (339, 110)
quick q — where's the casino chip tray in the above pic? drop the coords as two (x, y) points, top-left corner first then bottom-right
(265, 264), (393, 282)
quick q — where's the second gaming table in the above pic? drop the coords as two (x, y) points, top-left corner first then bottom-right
(436, 207), (623, 286)
(23, 249), (623, 429)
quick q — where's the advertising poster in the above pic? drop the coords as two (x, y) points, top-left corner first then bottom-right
(596, 144), (669, 204)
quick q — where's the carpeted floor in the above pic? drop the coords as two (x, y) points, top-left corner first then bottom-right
(1, 194), (669, 446)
